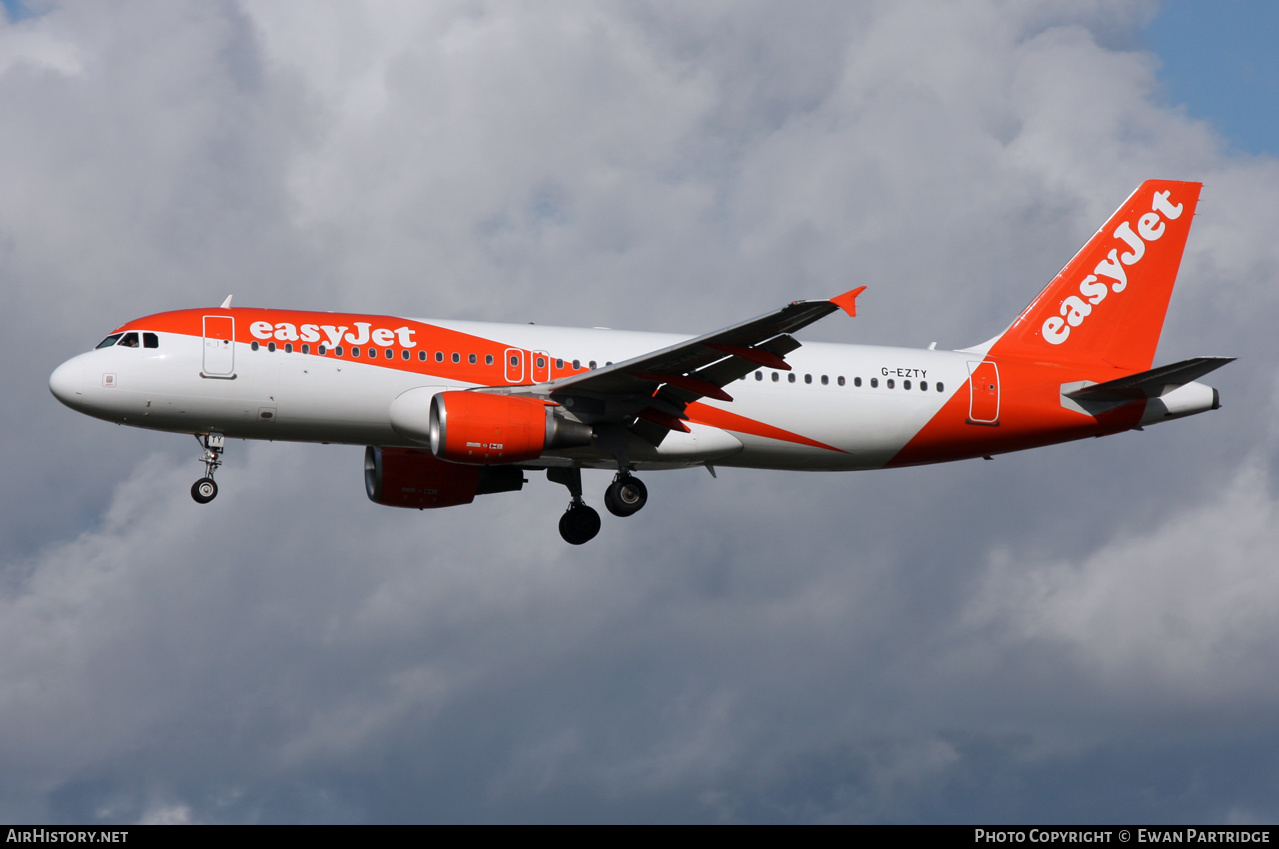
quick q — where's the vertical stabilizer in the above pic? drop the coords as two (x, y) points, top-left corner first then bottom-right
(991, 180), (1201, 370)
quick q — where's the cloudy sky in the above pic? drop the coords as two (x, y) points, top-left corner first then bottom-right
(2, 0), (1277, 824)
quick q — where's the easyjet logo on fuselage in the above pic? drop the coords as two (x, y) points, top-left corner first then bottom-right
(249, 320), (417, 349)
(1041, 190), (1184, 345)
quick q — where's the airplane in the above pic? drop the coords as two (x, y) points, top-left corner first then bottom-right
(49, 180), (1231, 544)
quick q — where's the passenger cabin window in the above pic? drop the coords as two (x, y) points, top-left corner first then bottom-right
(143, 333), (159, 348)
(96, 334), (123, 349)
(118, 332), (140, 348)
(485, 355), (494, 365)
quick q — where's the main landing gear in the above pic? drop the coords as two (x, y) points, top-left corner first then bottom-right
(548, 467), (599, 545)
(191, 432), (224, 504)
(548, 467), (648, 544)
(604, 473), (647, 517)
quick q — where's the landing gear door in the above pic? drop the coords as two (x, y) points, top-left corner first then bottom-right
(967, 360), (999, 425)
(202, 315), (235, 378)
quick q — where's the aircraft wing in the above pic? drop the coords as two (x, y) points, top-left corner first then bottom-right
(511, 287), (865, 444)
(1065, 356), (1235, 403)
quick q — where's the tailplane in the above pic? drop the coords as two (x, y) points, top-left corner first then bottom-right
(990, 180), (1202, 370)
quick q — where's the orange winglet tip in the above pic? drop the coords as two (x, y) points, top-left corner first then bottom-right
(830, 286), (866, 317)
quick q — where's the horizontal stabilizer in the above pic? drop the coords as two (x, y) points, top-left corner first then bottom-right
(1065, 357), (1235, 403)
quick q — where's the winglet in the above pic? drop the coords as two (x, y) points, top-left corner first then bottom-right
(220, 295), (234, 309)
(830, 286), (866, 317)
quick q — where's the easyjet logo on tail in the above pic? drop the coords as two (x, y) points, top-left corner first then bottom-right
(1041, 190), (1184, 345)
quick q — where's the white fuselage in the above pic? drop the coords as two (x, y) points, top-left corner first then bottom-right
(51, 319), (972, 472)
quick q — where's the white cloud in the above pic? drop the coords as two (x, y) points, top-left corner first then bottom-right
(966, 458), (1279, 699)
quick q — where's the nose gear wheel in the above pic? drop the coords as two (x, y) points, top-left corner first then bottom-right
(191, 433), (225, 504)
(191, 477), (218, 503)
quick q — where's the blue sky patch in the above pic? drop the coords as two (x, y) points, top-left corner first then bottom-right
(1144, 0), (1279, 156)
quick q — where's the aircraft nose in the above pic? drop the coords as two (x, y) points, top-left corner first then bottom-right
(49, 358), (84, 407)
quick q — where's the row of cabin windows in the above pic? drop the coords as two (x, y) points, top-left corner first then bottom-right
(249, 340), (603, 371)
(96, 332), (159, 349)
(753, 370), (944, 393)
(93, 333), (935, 393)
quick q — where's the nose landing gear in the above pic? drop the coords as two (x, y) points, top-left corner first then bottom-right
(191, 433), (224, 504)
(191, 477), (218, 503)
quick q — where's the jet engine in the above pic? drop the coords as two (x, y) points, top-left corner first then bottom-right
(364, 446), (524, 509)
(428, 391), (592, 464)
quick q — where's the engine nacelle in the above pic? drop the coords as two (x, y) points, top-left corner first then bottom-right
(364, 446), (524, 509)
(428, 391), (592, 464)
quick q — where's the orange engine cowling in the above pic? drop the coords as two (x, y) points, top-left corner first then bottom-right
(364, 446), (524, 509)
(429, 391), (592, 464)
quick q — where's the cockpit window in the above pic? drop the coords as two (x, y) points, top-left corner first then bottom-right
(118, 332), (140, 348)
(143, 332), (159, 348)
(96, 334), (123, 349)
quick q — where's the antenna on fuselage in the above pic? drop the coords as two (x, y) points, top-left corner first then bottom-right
(220, 295), (233, 309)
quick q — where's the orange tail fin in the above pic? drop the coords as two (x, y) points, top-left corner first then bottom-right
(991, 180), (1201, 370)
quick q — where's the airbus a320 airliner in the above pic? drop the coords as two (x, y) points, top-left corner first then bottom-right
(50, 181), (1230, 543)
